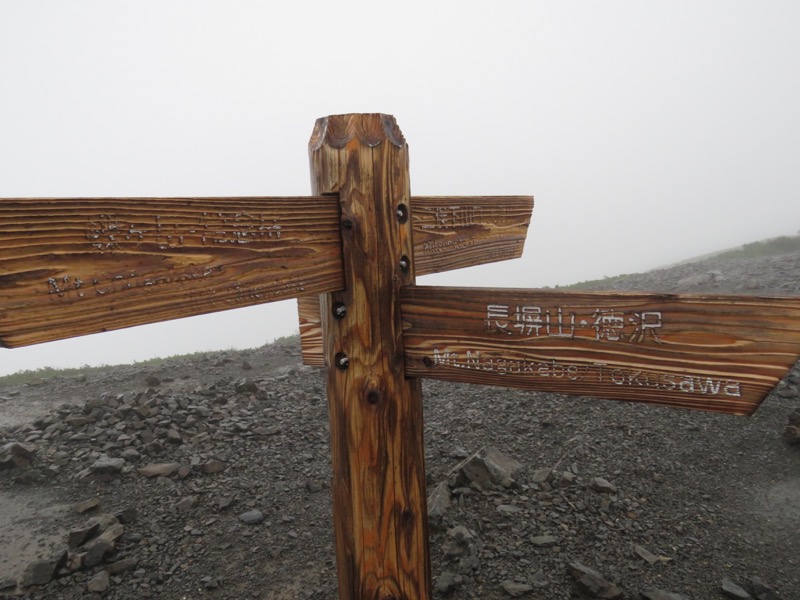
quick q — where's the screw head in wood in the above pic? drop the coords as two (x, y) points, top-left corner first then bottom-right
(334, 352), (349, 370)
(332, 302), (348, 319)
(395, 204), (408, 224)
(399, 255), (410, 273)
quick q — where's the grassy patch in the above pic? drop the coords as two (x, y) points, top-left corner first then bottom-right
(0, 335), (303, 387)
(271, 333), (301, 346)
(711, 235), (800, 260)
(0, 365), (105, 387)
(559, 273), (633, 290)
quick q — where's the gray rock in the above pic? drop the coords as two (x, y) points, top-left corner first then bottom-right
(530, 468), (552, 483)
(531, 535), (558, 547)
(427, 481), (451, 521)
(450, 447), (470, 458)
(434, 571), (463, 595)
(166, 428), (182, 444)
(120, 447), (141, 461)
(84, 539), (114, 568)
(0, 442), (34, 470)
(496, 504), (522, 516)
(239, 509), (265, 525)
(86, 513), (120, 535)
(20, 555), (62, 588)
(501, 580), (533, 596)
(107, 558), (138, 575)
(74, 497), (101, 514)
(202, 458), (225, 474)
(590, 477), (618, 494)
(138, 462), (181, 477)
(305, 479), (324, 494)
(79, 457), (125, 480)
(97, 522), (125, 544)
(459, 446), (522, 489)
(215, 496), (234, 511)
(633, 544), (661, 564)
(751, 576), (782, 600)
(722, 578), (753, 599)
(172, 495), (198, 514)
(115, 507), (138, 524)
(87, 570), (111, 593)
(640, 591), (690, 600)
(456, 555), (479, 574)
(784, 425), (800, 445)
(235, 379), (258, 394)
(442, 525), (475, 558)
(447, 525), (473, 543)
(555, 471), (576, 487)
(568, 562), (622, 599)
(201, 575), (223, 589)
(68, 522), (100, 549)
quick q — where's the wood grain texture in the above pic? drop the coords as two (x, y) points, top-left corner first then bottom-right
(310, 114), (432, 599)
(297, 195), (534, 366)
(402, 286), (800, 415)
(411, 195), (532, 275)
(297, 294), (324, 366)
(0, 197), (343, 347)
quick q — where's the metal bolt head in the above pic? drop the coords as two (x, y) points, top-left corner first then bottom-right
(399, 255), (410, 272)
(332, 302), (348, 319)
(335, 353), (349, 370)
(395, 204), (409, 224)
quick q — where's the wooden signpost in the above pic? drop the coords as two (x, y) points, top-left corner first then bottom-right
(3, 113), (800, 599)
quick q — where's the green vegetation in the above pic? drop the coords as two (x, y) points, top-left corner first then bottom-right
(272, 333), (301, 346)
(559, 273), (633, 291)
(711, 235), (800, 260)
(0, 335), (303, 387)
(0, 364), (103, 387)
(562, 234), (800, 291)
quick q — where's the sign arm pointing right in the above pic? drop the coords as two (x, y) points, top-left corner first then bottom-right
(400, 286), (800, 415)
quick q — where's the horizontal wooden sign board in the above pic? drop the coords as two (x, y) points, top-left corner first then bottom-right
(410, 196), (533, 275)
(1, 195), (532, 348)
(400, 287), (800, 415)
(0, 196), (345, 347)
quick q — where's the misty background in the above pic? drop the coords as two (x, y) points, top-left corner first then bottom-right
(1, 1), (799, 376)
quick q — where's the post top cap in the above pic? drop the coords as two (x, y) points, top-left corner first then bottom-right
(310, 113), (405, 150)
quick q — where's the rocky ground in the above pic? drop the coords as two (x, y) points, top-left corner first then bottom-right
(1, 252), (800, 599)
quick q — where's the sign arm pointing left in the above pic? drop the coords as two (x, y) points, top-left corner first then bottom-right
(0, 196), (345, 348)
(0, 194), (533, 348)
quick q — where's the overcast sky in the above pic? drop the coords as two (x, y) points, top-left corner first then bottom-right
(2, 1), (799, 376)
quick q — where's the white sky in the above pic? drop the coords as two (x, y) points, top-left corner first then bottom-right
(1, 1), (799, 375)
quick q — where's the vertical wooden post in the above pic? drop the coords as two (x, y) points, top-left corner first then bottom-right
(309, 114), (432, 599)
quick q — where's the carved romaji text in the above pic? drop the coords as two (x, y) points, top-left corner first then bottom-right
(432, 348), (742, 398)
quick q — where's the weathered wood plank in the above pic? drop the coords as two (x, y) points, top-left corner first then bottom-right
(401, 286), (800, 415)
(310, 114), (431, 599)
(0, 196), (343, 347)
(297, 294), (325, 366)
(411, 195), (532, 275)
(296, 194), (533, 366)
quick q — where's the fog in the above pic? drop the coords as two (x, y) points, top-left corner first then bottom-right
(2, 1), (799, 376)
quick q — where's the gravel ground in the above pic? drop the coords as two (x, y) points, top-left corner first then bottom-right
(1, 252), (799, 599)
